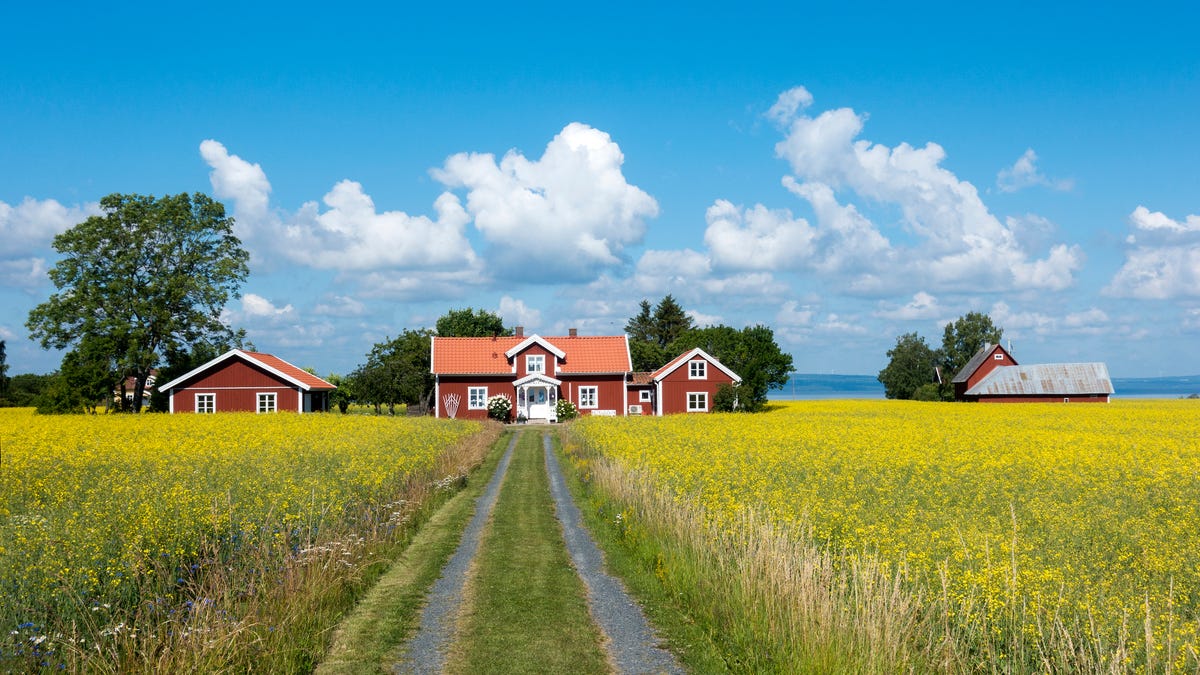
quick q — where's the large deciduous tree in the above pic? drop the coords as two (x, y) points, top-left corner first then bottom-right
(877, 332), (939, 400)
(669, 324), (793, 412)
(26, 193), (249, 412)
(939, 311), (1003, 398)
(435, 308), (511, 337)
(351, 329), (434, 414)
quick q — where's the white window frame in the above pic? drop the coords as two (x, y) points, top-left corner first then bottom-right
(579, 386), (598, 409)
(468, 387), (488, 410)
(688, 360), (707, 379)
(526, 354), (545, 374)
(195, 393), (215, 414)
(994, 353), (1004, 360)
(257, 392), (277, 414)
(687, 392), (708, 412)
(639, 389), (652, 402)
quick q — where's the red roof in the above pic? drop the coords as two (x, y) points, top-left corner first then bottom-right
(432, 335), (631, 375)
(244, 352), (336, 390)
(157, 349), (336, 391)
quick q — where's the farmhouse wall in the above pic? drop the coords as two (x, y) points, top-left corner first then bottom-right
(171, 359), (302, 413)
(436, 375), (516, 420)
(658, 358), (736, 414)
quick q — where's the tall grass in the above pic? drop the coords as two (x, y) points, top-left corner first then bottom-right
(561, 401), (1197, 673)
(0, 409), (498, 672)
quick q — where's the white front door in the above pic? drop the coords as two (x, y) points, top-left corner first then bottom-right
(528, 386), (550, 419)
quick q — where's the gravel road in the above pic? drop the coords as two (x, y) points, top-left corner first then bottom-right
(543, 434), (685, 675)
(392, 434), (517, 675)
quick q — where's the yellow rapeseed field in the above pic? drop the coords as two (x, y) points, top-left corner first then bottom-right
(572, 399), (1200, 670)
(0, 408), (480, 669)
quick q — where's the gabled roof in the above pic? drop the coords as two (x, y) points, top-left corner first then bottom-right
(651, 347), (742, 383)
(504, 334), (566, 360)
(965, 363), (1114, 397)
(157, 349), (336, 392)
(432, 335), (632, 375)
(515, 372), (562, 387)
(952, 343), (1015, 383)
(629, 372), (655, 385)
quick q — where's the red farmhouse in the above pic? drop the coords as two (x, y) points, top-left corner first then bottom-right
(431, 329), (741, 421)
(159, 349), (336, 413)
(952, 343), (1113, 403)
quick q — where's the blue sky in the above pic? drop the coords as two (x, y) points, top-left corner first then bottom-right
(2, 2), (1198, 378)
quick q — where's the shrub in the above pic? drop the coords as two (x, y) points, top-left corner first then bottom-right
(913, 382), (942, 401)
(486, 394), (512, 422)
(556, 398), (578, 421)
(712, 383), (738, 412)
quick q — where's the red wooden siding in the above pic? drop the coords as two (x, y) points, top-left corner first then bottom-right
(561, 375), (626, 416)
(657, 358), (736, 415)
(171, 359), (301, 413)
(436, 375), (516, 420)
(977, 394), (1110, 404)
(513, 344), (558, 379)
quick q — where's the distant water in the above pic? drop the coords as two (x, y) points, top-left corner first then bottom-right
(769, 374), (1200, 400)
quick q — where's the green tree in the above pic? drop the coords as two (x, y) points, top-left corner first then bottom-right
(877, 332), (939, 400)
(26, 193), (249, 412)
(3, 373), (53, 408)
(352, 329), (434, 414)
(669, 324), (793, 412)
(939, 311), (1003, 398)
(436, 308), (511, 337)
(325, 373), (354, 413)
(36, 337), (118, 414)
(625, 295), (696, 371)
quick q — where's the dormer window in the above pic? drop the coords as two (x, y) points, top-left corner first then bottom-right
(526, 354), (545, 374)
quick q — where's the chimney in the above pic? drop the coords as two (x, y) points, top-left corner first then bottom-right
(568, 327), (578, 337)
(515, 326), (524, 337)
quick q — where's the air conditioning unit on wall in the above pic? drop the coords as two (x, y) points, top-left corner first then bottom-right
(628, 404), (643, 414)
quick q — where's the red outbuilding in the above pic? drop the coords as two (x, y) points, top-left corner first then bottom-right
(431, 329), (742, 420)
(158, 349), (336, 413)
(952, 343), (1114, 403)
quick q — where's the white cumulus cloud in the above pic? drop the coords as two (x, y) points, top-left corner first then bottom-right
(875, 291), (943, 320)
(1107, 206), (1200, 299)
(703, 199), (817, 271)
(433, 122), (659, 281)
(767, 88), (1082, 293)
(498, 295), (543, 331)
(201, 140), (478, 273)
(996, 149), (1073, 193)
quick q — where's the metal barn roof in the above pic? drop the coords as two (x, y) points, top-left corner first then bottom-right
(965, 363), (1114, 397)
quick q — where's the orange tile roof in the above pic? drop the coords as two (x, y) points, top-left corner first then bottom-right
(432, 335), (630, 375)
(245, 352), (337, 390)
(630, 372), (654, 385)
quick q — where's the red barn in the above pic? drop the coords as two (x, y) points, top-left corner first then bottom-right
(431, 329), (742, 420)
(952, 343), (1114, 403)
(159, 349), (336, 413)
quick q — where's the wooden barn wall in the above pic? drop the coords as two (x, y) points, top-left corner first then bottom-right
(976, 394), (1110, 403)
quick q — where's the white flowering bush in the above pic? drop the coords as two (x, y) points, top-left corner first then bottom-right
(486, 394), (512, 422)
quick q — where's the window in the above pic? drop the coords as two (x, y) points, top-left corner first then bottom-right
(468, 387), (488, 410)
(689, 360), (707, 379)
(579, 386), (598, 409)
(687, 392), (708, 412)
(639, 389), (652, 402)
(257, 392), (277, 413)
(526, 354), (545, 374)
(1064, 397), (1070, 403)
(195, 393), (215, 414)
(994, 353), (1004, 360)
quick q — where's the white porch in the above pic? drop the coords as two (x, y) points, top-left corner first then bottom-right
(514, 373), (561, 422)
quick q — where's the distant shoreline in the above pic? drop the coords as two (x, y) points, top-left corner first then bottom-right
(769, 373), (1200, 401)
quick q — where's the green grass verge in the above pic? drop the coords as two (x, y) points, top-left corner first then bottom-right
(553, 430), (735, 673)
(315, 432), (512, 675)
(447, 431), (609, 674)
